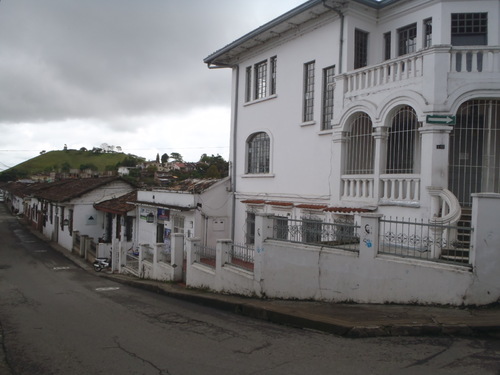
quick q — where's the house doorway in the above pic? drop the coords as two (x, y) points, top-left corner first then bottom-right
(449, 99), (500, 206)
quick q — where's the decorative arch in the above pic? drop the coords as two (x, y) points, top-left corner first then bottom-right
(386, 105), (421, 174)
(449, 99), (500, 206)
(344, 112), (375, 175)
(376, 91), (428, 124)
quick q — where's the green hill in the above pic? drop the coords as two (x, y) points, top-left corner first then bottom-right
(0, 150), (145, 181)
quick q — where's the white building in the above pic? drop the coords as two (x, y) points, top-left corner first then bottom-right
(199, 0), (500, 304)
(205, 0), (500, 248)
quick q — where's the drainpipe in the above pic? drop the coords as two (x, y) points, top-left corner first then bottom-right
(206, 62), (239, 241)
(323, 1), (345, 74)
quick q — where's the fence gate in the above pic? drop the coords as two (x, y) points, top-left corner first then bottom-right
(449, 99), (500, 206)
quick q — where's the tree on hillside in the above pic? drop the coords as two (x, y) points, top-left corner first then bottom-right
(170, 152), (183, 162)
(156, 153), (160, 163)
(61, 162), (71, 172)
(205, 164), (221, 178)
(80, 163), (97, 171)
(161, 153), (169, 164)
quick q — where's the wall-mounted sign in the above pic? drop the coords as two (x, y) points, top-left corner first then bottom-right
(426, 114), (456, 125)
(157, 208), (170, 221)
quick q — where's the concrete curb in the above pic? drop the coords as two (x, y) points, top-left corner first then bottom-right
(28, 224), (500, 339)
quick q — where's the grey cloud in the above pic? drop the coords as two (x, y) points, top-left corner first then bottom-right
(0, 0), (260, 124)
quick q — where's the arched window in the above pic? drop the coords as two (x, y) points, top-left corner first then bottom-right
(345, 113), (374, 174)
(247, 132), (270, 174)
(386, 106), (420, 174)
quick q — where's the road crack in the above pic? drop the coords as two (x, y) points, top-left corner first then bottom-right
(111, 336), (171, 375)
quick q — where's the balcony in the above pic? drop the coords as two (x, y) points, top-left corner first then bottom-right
(340, 46), (500, 102)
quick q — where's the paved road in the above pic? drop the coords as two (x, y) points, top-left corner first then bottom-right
(0, 205), (499, 374)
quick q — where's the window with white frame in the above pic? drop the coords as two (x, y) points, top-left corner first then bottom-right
(451, 13), (487, 46)
(245, 66), (252, 102)
(270, 56), (277, 95)
(386, 106), (420, 174)
(384, 32), (391, 60)
(354, 29), (369, 69)
(173, 215), (185, 234)
(303, 61), (315, 122)
(398, 23), (417, 56)
(345, 113), (374, 175)
(254, 60), (268, 100)
(321, 65), (335, 130)
(247, 132), (270, 174)
(245, 56), (277, 102)
(424, 18), (432, 48)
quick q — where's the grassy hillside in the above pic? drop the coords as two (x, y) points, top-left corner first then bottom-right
(0, 150), (144, 180)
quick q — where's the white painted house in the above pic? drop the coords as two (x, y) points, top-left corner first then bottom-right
(200, 0), (500, 305)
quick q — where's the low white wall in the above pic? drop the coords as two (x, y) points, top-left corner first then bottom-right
(185, 195), (500, 306)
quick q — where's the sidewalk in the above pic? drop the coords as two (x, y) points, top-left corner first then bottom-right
(42, 233), (500, 339)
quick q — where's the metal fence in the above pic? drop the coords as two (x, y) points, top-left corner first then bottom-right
(270, 216), (360, 251)
(229, 243), (254, 271)
(379, 217), (472, 265)
(194, 243), (216, 269)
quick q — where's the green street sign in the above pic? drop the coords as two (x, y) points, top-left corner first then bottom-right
(426, 114), (456, 125)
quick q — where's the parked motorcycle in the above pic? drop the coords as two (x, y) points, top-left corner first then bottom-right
(93, 253), (112, 272)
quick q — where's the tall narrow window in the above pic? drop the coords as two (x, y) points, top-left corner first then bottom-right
(386, 106), (420, 174)
(303, 61), (315, 122)
(254, 60), (267, 99)
(246, 212), (256, 245)
(424, 18), (432, 48)
(354, 29), (369, 69)
(247, 132), (270, 174)
(270, 56), (277, 95)
(398, 23), (417, 56)
(384, 32), (391, 60)
(345, 113), (374, 174)
(321, 66), (335, 130)
(451, 13), (487, 46)
(245, 66), (252, 102)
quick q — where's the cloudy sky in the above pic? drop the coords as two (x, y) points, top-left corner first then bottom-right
(0, 0), (305, 171)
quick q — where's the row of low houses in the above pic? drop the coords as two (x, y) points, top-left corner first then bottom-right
(1, 0), (500, 306)
(0, 177), (231, 283)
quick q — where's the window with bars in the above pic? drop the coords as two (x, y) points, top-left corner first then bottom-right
(354, 29), (368, 69)
(424, 18), (432, 48)
(247, 132), (270, 174)
(398, 23), (417, 56)
(384, 32), (391, 60)
(303, 61), (315, 122)
(386, 106), (420, 174)
(321, 66), (335, 130)
(345, 113), (374, 174)
(451, 13), (487, 46)
(245, 66), (252, 102)
(254, 60), (268, 100)
(270, 56), (277, 95)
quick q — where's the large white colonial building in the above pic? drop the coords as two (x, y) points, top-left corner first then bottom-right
(205, 0), (500, 251)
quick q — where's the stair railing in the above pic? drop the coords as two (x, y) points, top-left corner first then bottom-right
(426, 187), (462, 258)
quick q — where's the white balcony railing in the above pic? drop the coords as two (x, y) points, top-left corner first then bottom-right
(450, 47), (500, 74)
(343, 53), (424, 97)
(380, 174), (420, 204)
(341, 175), (375, 200)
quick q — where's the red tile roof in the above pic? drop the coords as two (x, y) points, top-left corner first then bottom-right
(94, 191), (137, 215)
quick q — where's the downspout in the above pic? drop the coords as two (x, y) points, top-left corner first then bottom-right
(323, 1), (345, 74)
(206, 62), (239, 241)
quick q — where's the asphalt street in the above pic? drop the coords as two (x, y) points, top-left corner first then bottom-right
(0, 204), (499, 374)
